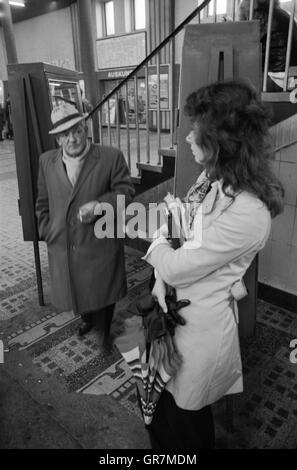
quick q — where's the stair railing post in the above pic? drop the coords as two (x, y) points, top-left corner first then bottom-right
(213, 0), (217, 23)
(169, 39), (175, 149)
(98, 109), (103, 144)
(157, 52), (161, 164)
(125, 82), (131, 170)
(249, 0), (255, 20)
(107, 98), (112, 145)
(134, 76), (141, 173)
(263, 0), (274, 92)
(232, 0), (236, 21)
(116, 89), (121, 149)
(145, 65), (151, 164)
(283, 0), (296, 91)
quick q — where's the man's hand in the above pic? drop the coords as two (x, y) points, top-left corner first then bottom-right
(78, 201), (101, 224)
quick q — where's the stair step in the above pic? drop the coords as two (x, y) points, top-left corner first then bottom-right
(158, 147), (177, 157)
(131, 175), (141, 184)
(261, 92), (294, 103)
(136, 162), (163, 174)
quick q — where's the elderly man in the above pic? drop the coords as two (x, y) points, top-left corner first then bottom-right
(36, 101), (135, 346)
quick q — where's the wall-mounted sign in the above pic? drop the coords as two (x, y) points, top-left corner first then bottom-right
(107, 70), (134, 79)
(96, 32), (146, 70)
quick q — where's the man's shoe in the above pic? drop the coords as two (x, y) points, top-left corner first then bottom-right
(78, 321), (93, 337)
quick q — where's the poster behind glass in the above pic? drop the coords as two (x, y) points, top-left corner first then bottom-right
(48, 79), (82, 112)
(148, 74), (169, 110)
(101, 78), (147, 127)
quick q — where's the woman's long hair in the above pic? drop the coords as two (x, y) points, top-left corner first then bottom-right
(184, 79), (284, 218)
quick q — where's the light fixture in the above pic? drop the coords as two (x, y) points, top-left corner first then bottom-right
(9, 1), (25, 7)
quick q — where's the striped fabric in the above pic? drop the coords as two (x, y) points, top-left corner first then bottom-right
(185, 174), (212, 229)
(114, 314), (182, 425)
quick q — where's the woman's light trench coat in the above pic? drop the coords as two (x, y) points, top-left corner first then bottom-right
(144, 177), (271, 411)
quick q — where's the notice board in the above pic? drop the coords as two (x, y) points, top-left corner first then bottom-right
(96, 32), (146, 70)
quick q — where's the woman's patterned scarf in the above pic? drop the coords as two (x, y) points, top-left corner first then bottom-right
(185, 172), (213, 229)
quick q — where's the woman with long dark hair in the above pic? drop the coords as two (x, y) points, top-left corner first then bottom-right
(143, 79), (284, 449)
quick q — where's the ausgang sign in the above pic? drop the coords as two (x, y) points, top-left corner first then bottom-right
(107, 70), (133, 79)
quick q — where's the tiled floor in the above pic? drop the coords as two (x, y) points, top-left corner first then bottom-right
(0, 139), (297, 449)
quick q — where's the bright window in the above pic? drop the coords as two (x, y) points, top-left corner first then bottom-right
(208, 0), (227, 16)
(134, 0), (146, 30)
(105, 1), (115, 36)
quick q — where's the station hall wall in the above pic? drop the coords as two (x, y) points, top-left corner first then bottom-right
(0, 7), (75, 81)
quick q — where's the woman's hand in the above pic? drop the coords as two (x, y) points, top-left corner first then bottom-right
(152, 276), (168, 313)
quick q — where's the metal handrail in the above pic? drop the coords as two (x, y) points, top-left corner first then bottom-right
(88, 0), (212, 119)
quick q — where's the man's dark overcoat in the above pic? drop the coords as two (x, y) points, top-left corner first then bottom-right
(36, 144), (135, 314)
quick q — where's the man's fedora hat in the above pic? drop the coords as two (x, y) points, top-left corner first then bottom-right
(49, 102), (88, 135)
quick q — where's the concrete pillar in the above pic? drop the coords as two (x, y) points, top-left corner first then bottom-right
(0, 0), (18, 64)
(77, 0), (99, 142)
